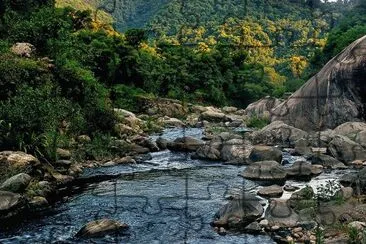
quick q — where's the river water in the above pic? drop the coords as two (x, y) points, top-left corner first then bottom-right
(0, 128), (345, 244)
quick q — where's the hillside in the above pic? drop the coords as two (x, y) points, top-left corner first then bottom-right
(55, 0), (114, 24)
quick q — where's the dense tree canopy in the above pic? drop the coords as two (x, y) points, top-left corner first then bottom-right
(0, 0), (364, 160)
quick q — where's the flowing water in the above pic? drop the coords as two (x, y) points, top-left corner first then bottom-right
(0, 128), (346, 244)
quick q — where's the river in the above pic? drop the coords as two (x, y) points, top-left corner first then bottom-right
(0, 128), (346, 244)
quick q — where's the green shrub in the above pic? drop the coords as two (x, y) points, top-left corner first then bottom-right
(111, 84), (149, 112)
(0, 84), (82, 160)
(246, 116), (271, 129)
(0, 53), (52, 100)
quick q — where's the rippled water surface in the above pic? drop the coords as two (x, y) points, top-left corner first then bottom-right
(0, 128), (344, 243)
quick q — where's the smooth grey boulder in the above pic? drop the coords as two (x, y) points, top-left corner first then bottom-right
(0, 173), (31, 193)
(241, 161), (287, 181)
(249, 145), (282, 163)
(76, 219), (129, 238)
(213, 193), (263, 229)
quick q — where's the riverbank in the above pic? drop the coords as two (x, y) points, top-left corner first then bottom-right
(2, 99), (366, 243)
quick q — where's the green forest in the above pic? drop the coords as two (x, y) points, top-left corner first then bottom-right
(0, 0), (365, 161)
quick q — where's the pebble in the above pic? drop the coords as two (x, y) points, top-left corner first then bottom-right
(271, 225), (280, 231)
(259, 219), (269, 227)
(292, 227), (303, 233)
(286, 236), (294, 242)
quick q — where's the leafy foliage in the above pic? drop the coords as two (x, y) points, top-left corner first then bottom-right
(0, 0), (362, 162)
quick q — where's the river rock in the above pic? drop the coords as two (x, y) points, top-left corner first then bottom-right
(200, 110), (228, 123)
(271, 36), (366, 131)
(156, 137), (169, 150)
(244, 96), (282, 119)
(0, 191), (26, 221)
(0, 151), (40, 170)
(139, 139), (159, 152)
(258, 185), (283, 198)
(283, 185), (300, 192)
(356, 130), (366, 148)
(55, 160), (72, 167)
(308, 129), (336, 147)
(222, 106), (238, 113)
(266, 199), (299, 227)
(115, 156), (136, 164)
(309, 154), (347, 169)
(329, 135), (366, 164)
(56, 148), (71, 160)
(76, 219), (129, 238)
(192, 145), (221, 161)
(191, 105), (208, 114)
(0, 173), (31, 193)
(340, 167), (366, 194)
(221, 139), (253, 163)
(29, 196), (49, 209)
(251, 121), (308, 147)
(241, 161), (287, 181)
(161, 117), (185, 127)
(249, 145), (282, 163)
(33, 181), (54, 198)
(127, 144), (150, 155)
(289, 186), (315, 210)
(0, 191), (24, 211)
(311, 165), (323, 175)
(114, 108), (136, 118)
(294, 138), (311, 155)
(114, 123), (139, 137)
(244, 222), (262, 234)
(167, 137), (204, 152)
(213, 194), (264, 228)
(333, 122), (366, 139)
(340, 204), (366, 223)
(336, 187), (353, 200)
(51, 172), (74, 184)
(285, 161), (312, 177)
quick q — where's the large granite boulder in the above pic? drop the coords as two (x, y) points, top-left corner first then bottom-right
(251, 121), (308, 147)
(271, 35), (366, 131)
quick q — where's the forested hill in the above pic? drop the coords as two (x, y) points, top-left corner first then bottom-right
(57, 0), (354, 33)
(0, 0), (365, 161)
